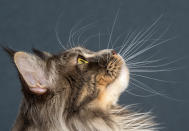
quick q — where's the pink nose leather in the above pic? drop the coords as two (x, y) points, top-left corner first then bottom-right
(112, 50), (117, 55)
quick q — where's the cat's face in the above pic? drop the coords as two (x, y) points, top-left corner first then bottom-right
(6, 46), (129, 111)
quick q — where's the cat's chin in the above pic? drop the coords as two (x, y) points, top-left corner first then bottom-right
(106, 55), (130, 105)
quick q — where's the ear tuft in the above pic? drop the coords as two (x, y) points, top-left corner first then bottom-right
(2, 46), (16, 58)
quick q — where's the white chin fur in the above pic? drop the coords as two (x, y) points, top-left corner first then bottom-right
(106, 57), (130, 105)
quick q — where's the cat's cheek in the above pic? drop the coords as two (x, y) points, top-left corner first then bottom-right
(76, 64), (87, 72)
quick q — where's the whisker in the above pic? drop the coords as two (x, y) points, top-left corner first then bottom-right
(55, 29), (66, 50)
(122, 27), (159, 57)
(98, 32), (101, 49)
(130, 79), (159, 94)
(54, 12), (66, 50)
(129, 67), (182, 73)
(120, 15), (167, 63)
(125, 25), (171, 61)
(83, 33), (106, 46)
(67, 17), (96, 48)
(124, 28), (160, 59)
(125, 89), (157, 98)
(121, 15), (163, 57)
(121, 31), (144, 57)
(131, 73), (178, 84)
(128, 57), (184, 69)
(127, 57), (168, 66)
(70, 21), (97, 47)
(118, 30), (137, 54)
(76, 25), (96, 46)
(111, 31), (127, 49)
(130, 78), (185, 102)
(125, 37), (176, 62)
(68, 18), (86, 48)
(107, 9), (120, 49)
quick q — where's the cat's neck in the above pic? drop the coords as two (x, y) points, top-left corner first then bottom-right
(12, 97), (66, 131)
(12, 100), (157, 131)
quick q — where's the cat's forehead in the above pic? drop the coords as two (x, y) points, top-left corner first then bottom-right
(72, 47), (94, 53)
(61, 46), (95, 57)
(60, 46), (113, 58)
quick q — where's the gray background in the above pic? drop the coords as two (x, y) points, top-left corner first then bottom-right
(0, 0), (189, 130)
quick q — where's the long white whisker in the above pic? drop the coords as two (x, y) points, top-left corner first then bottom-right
(70, 21), (97, 47)
(55, 12), (66, 49)
(111, 32), (127, 49)
(131, 78), (185, 101)
(125, 89), (156, 97)
(119, 30), (136, 54)
(130, 79), (159, 94)
(129, 67), (181, 73)
(125, 37), (175, 62)
(98, 32), (101, 49)
(68, 18), (86, 48)
(128, 57), (184, 69)
(125, 25), (172, 62)
(55, 29), (66, 50)
(131, 73), (178, 83)
(107, 9), (120, 49)
(124, 28), (160, 59)
(122, 15), (163, 57)
(83, 33), (106, 46)
(76, 24), (96, 46)
(121, 31), (144, 57)
(127, 57), (168, 66)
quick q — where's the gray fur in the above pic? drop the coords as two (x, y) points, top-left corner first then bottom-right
(4, 47), (158, 131)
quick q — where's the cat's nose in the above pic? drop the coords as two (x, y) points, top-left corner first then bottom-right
(111, 50), (117, 55)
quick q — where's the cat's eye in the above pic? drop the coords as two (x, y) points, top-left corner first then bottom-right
(77, 58), (88, 64)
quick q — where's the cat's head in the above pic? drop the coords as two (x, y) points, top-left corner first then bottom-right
(5, 46), (129, 111)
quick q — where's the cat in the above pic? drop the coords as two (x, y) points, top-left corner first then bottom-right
(4, 46), (158, 131)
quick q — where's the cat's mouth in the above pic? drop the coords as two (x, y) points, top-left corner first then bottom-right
(95, 53), (130, 107)
(107, 54), (130, 90)
(96, 50), (129, 87)
(105, 54), (130, 104)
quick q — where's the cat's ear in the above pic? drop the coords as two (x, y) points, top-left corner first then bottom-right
(14, 52), (48, 95)
(32, 48), (52, 61)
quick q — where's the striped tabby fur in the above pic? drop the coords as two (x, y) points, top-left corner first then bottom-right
(4, 46), (158, 131)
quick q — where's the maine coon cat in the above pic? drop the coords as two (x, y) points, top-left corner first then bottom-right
(4, 46), (157, 131)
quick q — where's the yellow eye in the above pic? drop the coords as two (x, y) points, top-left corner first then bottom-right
(77, 58), (88, 64)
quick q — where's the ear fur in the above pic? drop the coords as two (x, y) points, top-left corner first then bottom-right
(14, 52), (48, 95)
